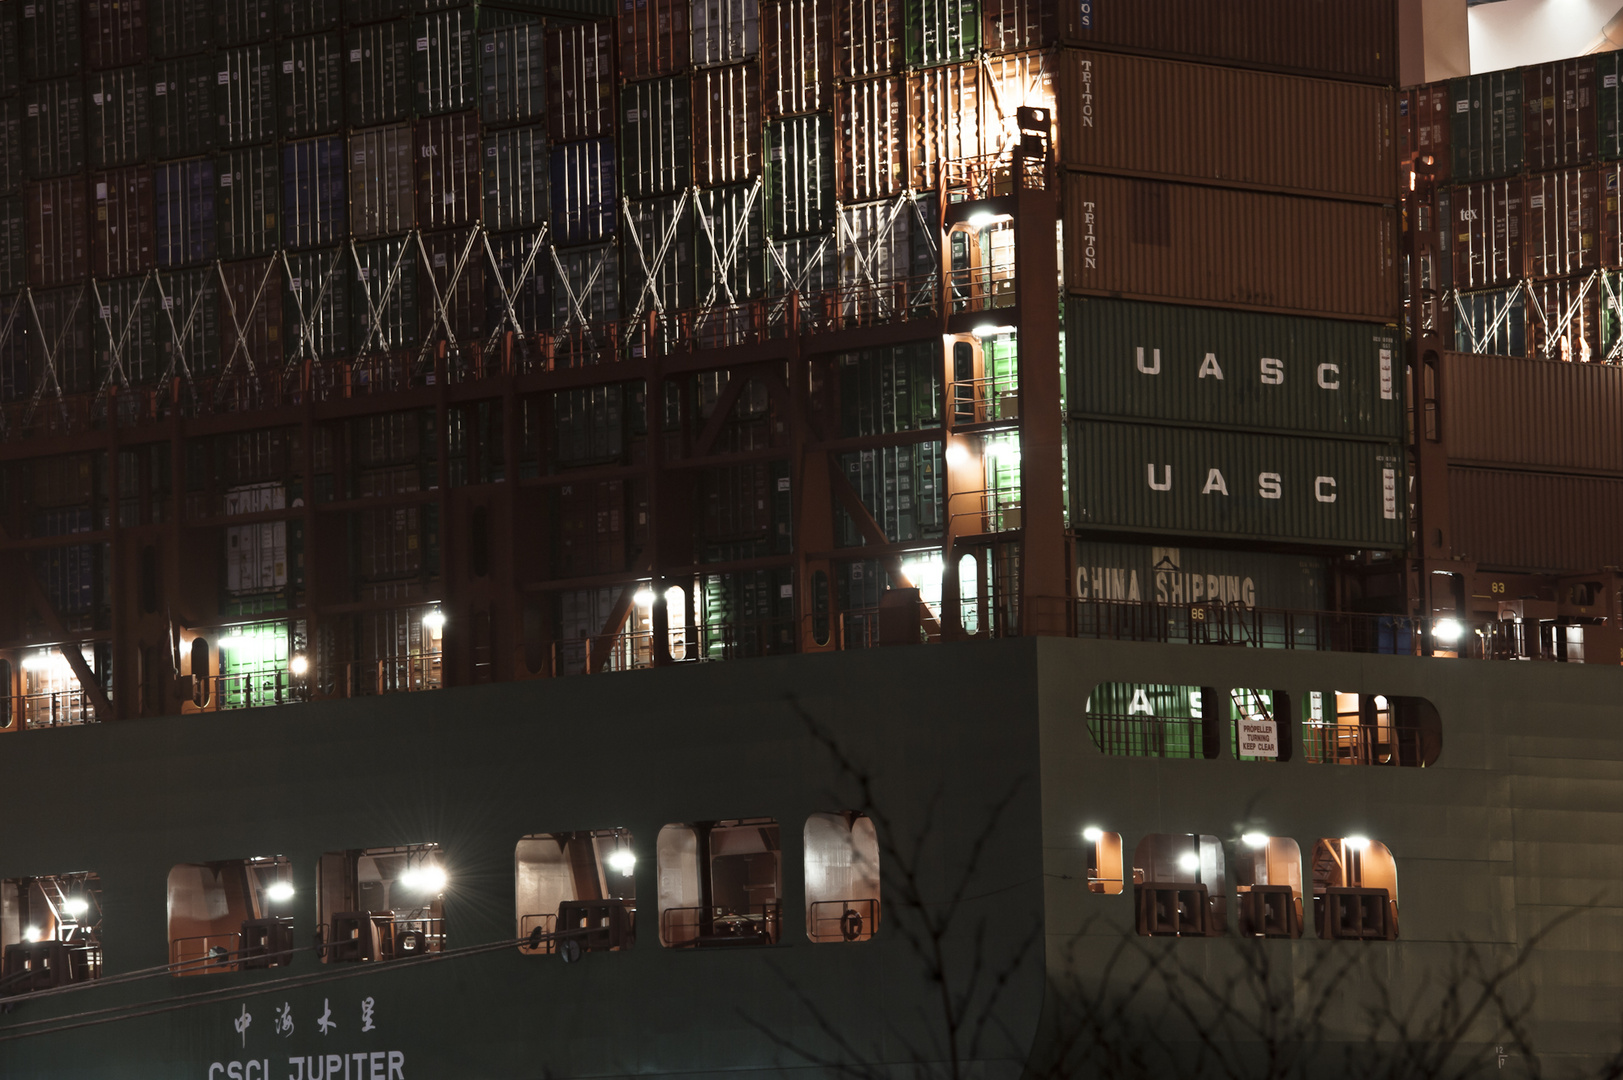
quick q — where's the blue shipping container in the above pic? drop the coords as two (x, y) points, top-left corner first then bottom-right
(283, 136), (347, 248)
(549, 138), (616, 245)
(1453, 287), (1527, 358)
(153, 159), (217, 267)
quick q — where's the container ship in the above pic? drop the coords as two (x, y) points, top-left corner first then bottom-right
(0, 0), (1619, 1076)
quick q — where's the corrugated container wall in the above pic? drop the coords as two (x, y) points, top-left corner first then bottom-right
(486, 229), (551, 334)
(90, 168), (155, 278)
(551, 138), (617, 244)
(695, 183), (767, 302)
(1599, 52), (1623, 161)
(1063, 173), (1400, 323)
(351, 236), (420, 352)
(0, 4), (19, 97)
(417, 111), (483, 229)
(484, 124), (549, 230)
(551, 242), (619, 325)
(158, 267), (221, 378)
(284, 246), (352, 359)
(839, 341), (941, 435)
(1440, 351), (1623, 473)
(416, 7), (479, 117)
(153, 159), (217, 267)
(621, 76), (691, 199)
(420, 228), (485, 343)
(216, 0), (276, 47)
(281, 33), (345, 137)
(1523, 167), (1598, 280)
(95, 275), (163, 385)
(349, 122), (415, 237)
(905, 0), (975, 67)
(620, 0), (689, 79)
(622, 195), (694, 320)
(0, 100), (19, 194)
(148, 0), (212, 59)
(346, 0), (412, 27)
(692, 0), (758, 67)
(1068, 299), (1402, 441)
(283, 135), (346, 248)
(768, 113), (836, 238)
(219, 258), (284, 374)
(1073, 541), (1330, 611)
(763, 0), (830, 116)
(28, 287), (93, 392)
(1448, 467), (1623, 573)
(20, 0), (82, 80)
(153, 56), (218, 159)
(86, 68), (150, 168)
(1523, 58), (1595, 172)
(1451, 71), (1524, 182)
(217, 145), (280, 259)
(1062, 0), (1397, 87)
(981, 0), (1052, 53)
(838, 198), (932, 291)
(692, 64), (760, 186)
(1070, 421), (1405, 549)
(481, 21), (548, 126)
(25, 78), (86, 180)
(836, 441), (943, 545)
(1059, 50), (1397, 203)
(546, 20), (615, 142)
(281, 0), (341, 35)
(1452, 286), (1526, 357)
(0, 198), (25, 292)
(83, 0), (147, 69)
(837, 78), (904, 202)
(1400, 83), (1451, 180)
(26, 178), (90, 287)
(218, 44), (278, 147)
(1448, 178), (1522, 290)
(834, 0), (900, 78)
(906, 64), (983, 192)
(347, 19), (413, 127)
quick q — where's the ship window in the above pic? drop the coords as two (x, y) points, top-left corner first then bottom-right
(515, 830), (636, 956)
(317, 844), (446, 964)
(1, 872), (103, 992)
(1087, 683), (1219, 759)
(166, 857), (293, 976)
(1082, 828), (1123, 895)
(1229, 689), (1290, 762)
(1235, 836), (1303, 938)
(657, 818), (781, 948)
(190, 638), (211, 707)
(804, 813), (880, 943)
(1303, 692), (1440, 767)
(1132, 834), (1226, 937)
(1311, 838), (1398, 941)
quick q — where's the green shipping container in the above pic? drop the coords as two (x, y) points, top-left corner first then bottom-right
(19, 0), (81, 80)
(1451, 71), (1524, 182)
(905, 0), (977, 67)
(152, 56), (219, 159)
(1072, 540), (1329, 610)
(284, 247), (353, 361)
(1600, 53), (1623, 161)
(351, 237), (420, 353)
(1070, 420), (1405, 549)
(148, 0), (214, 59)
(1068, 298), (1403, 441)
(280, 33), (346, 138)
(347, 19), (415, 127)
(216, 145), (280, 260)
(620, 76), (691, 200)
(839, 341), (943, 438)
(481, 20), (548, 127)
(0, 196), (25, 293)
(837, 440), (944, 546)
(86, 67), (151, 169)
(766, 113), (835, 239)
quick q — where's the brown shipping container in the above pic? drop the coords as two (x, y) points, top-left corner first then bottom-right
(1059, 50), (1396, 203)
(91, 167), (155, 279)
(1448, 466), (1623, 572)
(1400, 83), (1451, 178)
(834, 0), (900, 79)
(547, 21), (616, 143)
(84, 0), (148, 70)
(1062, 172), (1399, 322)
(763, 0), (831, 117)
(27, 178), (90, 288)
(693, 63), (762, 187)
(983, 0), (1054, 53)
(1440, 351), (1623, 473)
(907, 63), (983, 193)
(619, 0), (689, 80)
(1522, 168), (1598, 280)
(1063, 0), (1398, 87)
(1524, 58), (1596, 172)
(219, 258), (284, 375)
(417, 112), (483, 230)
(420, 228), (487, 345)
(837, 76), (905, 202)
(1449, 178), (1523, 290)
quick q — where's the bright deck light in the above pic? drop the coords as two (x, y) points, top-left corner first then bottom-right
(290, 655), (309, 676)
(421, 610), (447, 633)
(1432, 618), (1463, 644)
(1241, 833), (1269, 850)
(1081, 826), (1104, 843)
(1344, 836), (1371, 852)
(607, 849), (636, 876)
(62, 897), (89, 917)
(266, 881), (295, 902)
(1176, 852), (1201, 873)
(400, 865), (447, 893)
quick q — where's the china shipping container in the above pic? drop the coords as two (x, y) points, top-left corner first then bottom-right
(907, 63), (986, 192)
(416, 7), (479, 117)
(1062, 172), (1400, 323)
(546, 20), (615, 142)
(217, 145), (280, 260)
(19, 0), (82, 81)
(1060, 50), (1397, 204)
(1400, 83), (1451, 180)
(692, 63), (761, 187)
(417, 111), (483, 229)
(1521, 168), (1598, 280)
(217, 43), (278, 147)
(347, 19), (413, 127)
(981, 0), (1052, 54)
(86, 67), (150, 168)
(905, 0), (975, 67)
(1451, 71), (1524, 182)
(148, 0), (213, 59)
(481, 20), (547, 127)
(0, 197), (25, 292)
(551, 242), (619, 326)
(219, 257), (285, 376)
(486, 228), (552, 338)
(351, 236), (420, 353)
(620, 0), (689, 80)
(1061, 0), (1397, 88)
(551, 138), (617, 244)
(1448, 177), (1523, 290)
(621, 76), (692, 199)
(24, 77), (86, 180)
(484, 124), (549, 231)
(1600, 52), (1623, 161)
(420, 227), (486, 344)
(283, 135), (346, 248)
(153, 158), (216, 268)
(835, 76), (904, 202)
(157, 267), (220, 377)
(280, 33), (345, 137)
(1438, 350), (1623, 473)
(836, 441), (943, 546)
(93, 274), (163, 385)
(768, 113), (836, 238)
(762, 0), (829, 117)
(0, 99), (22, 193)
(1069, 420), (1405, 549)
(695, 183), (768, 303)
(838, 341), (942, 436)
(1066, 298), (1402, 441)
(349, 123), (415, 237)
(1523, 58), (1595, 172)
(152, 55), (218, 159)
(834, 0), (900, 79)
(280, 0), (341, 36)
(216, 0), (276, 47)
(692, 0), (759, 67)
(1072, 540), (1329, 612)
(1451, 286), (1527, 357)
(1448, 466), (1623, 573)
(83, 0), (146, 69)
(284, 246), (352, 360)
(90, 167), (155, 278)
(26, 178), (90, 288)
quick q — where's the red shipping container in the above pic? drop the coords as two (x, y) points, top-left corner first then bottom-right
(90, 167), (155, 279)
(836, 75), (904, 202)
(218, 258), (284, 377)
(26, 178), (90, 288)
(1449, 178), (1524, 290)
(1449, 466), (1623, 573)
(419, 227), (487, 346)
(692, 63), (762, 186)
(1524, 58), (1596, 172)
(763, 0), (831, 117)
(619, 0), (689, 81)
(981, 0), (1054, 53)
(84, 0), (148, 70)
(547, 20), (616, 143)
(1523, 168), (1598, 280)
(417, 112), (483, 230)
(1400, 84), (1452, 181)
(834, 0), (900, 79)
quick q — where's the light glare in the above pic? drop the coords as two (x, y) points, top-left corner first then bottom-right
(1344, 835), (1371, 852)
(290, 655), (309, 676)
(62, 897), (89, 917)
(266, 881), (295, 902)
(421, 610), (447, 633)
(1432, 618), (1463, 644)
(400, 865), (448, 893)
(633, 588), (655, 608)
(1241, 832), (1269, 850)
(1081, 826), (1104, 843)
(607, 849), (636, 876)
(1176, 852), (1201, 874)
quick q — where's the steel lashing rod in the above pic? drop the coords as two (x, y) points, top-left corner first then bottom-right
(548, 232), (612, 348)
(1601, 271), (1623, 364)
(763, 227), (833, 302)
(349, 232), (416, 359)
(620, 189), (692, 333)
(1523, 269), (1599, 361)
(152, 271), (207, 413)
(411, 225), (484, 374)
(211, 257), (281, 404)
(0, 289), (26, 439)
(277, 246), (347, 384)
(480, 223), (549, 355)
(1451, 282), (1523, 355)
(89, 276), (140, 400)
(691, 177), (763, 314)
(23, 284), (85, 430)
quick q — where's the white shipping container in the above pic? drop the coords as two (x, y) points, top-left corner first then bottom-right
(224, 481), (289, 595)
